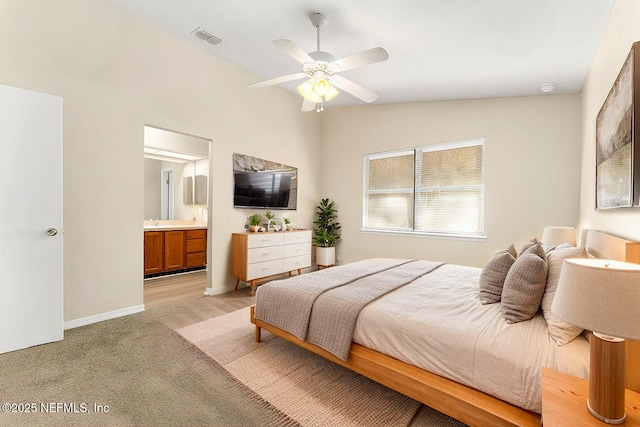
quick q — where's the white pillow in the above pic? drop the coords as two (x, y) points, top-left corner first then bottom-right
(541, 245), (588, 345)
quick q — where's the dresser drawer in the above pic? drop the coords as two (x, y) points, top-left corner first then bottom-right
(247, 233), (284, 248)
(283, 242), (311, 258)
(284, 230), (311, 245)
(247, 259), (284, 281)
(247, 246), (284, 264)
(283, 254), (311, 272)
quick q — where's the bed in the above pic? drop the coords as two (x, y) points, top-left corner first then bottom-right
(249, 229), (640, 427)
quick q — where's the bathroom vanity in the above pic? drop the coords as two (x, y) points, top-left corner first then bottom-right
(144, 222), (207, 277)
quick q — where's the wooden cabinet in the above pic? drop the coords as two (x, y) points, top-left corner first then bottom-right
(186, 229), (207, 268)
(144, 228), (207, 277)
(164, 230), (186, 271)
(231, 230), (311, 295)
(144, 231), (164, 275)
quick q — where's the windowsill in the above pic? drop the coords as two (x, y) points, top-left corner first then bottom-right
(360, 228), (487, 242)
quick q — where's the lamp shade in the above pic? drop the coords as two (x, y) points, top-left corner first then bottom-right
(551, 258), (640, 340)
(541, 226), (577, 246)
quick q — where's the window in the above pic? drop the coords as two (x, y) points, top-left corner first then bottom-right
(363, 138), (485, 238)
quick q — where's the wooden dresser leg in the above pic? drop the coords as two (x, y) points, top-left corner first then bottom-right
(250, 280), (257, 296)
(234, 278), (240, 290)
(297, 268), (302, 275)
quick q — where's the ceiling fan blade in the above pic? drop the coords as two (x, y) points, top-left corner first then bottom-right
(301, 98), (315, 112)
(273, 39), (314, 64)
(330, 75), (378, 103)
(247, 72), (307, 89)
(331, 47), (389, 72)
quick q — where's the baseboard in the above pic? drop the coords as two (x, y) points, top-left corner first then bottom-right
(204, 284), (234, 296)
(63, 304), (145, 330)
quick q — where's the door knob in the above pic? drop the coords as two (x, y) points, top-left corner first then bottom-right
(46, 228), (58, 237)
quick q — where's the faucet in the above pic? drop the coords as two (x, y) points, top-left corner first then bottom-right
(150, 218), (159, 226)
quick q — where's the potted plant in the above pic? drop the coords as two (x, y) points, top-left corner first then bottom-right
(283, 217), (292, 231)
(313, 198), (341, 266)
(247, 213), (263, 232)
(264, 211), (277, 231)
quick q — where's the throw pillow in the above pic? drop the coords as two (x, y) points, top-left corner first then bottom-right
(541, 245), (587, 345)
(501, 243), (548, 323)
(479, 244), (517, 304)
(518, 238), (540, 256)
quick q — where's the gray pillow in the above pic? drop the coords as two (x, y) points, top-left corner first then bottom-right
(518, 237), (540, 256)
(501, 243), (548, 323)
(479, 244), (517, 304)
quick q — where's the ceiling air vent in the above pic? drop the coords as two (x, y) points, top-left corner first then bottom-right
(192, 27), (222, 46)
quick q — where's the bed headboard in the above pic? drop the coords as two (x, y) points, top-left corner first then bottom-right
(582, 229), (640, 263)
(582, 229), (640, 392)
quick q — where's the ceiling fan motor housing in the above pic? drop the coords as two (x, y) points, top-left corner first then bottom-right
(309, 51), (334, 62)
(309, 12), (328, 28)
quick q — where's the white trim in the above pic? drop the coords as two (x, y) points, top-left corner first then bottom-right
(361, 228), (487, 242)
(63, 305), (145, 330)
(203, 284), (234, 296)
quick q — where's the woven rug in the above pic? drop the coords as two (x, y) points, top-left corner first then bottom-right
(177, 308), (467, 427)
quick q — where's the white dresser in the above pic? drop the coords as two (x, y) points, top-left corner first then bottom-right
(231, 230), (312, 295)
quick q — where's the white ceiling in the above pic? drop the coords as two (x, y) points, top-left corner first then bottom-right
(107, 0), (614, 107)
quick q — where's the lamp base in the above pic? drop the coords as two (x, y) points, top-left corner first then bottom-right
(587, 399), (626, 424)
(588, 333), (626, 424)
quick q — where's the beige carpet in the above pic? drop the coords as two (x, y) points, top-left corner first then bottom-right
(177, 308), (467, 427)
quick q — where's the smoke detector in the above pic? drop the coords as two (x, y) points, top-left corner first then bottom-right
(540, 83), (557, 93)
(192, 27), (222, 46)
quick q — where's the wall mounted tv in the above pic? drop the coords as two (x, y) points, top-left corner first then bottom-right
(233, 153), (297, 210)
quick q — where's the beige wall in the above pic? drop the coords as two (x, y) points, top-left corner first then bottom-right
(322, 95), (582, 267)
(0, 0), (321, 323)
(579, 0), (640, 241)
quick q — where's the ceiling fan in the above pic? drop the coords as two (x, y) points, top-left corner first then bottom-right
(248, 12), (389, 112)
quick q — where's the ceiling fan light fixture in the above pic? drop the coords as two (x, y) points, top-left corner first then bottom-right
(297, 78), (339, 104)
(314, 78), (330, 95)
(323, 83), (339, 101)
(297, 80), (321, 102)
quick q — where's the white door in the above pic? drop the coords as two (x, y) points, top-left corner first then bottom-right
(0, 84), (63, 354)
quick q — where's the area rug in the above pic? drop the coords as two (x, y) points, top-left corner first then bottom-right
(177, 308), (467, 427)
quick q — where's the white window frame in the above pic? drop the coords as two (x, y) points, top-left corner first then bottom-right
(362, 137), (486, 240)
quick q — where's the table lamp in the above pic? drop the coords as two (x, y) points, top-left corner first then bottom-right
(541, 226), (577, 246)
(551, 258), (640, 424)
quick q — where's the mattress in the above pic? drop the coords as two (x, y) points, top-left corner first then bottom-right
(352, 263), (590, 414)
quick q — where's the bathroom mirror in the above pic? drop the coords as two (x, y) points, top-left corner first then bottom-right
(143, 126), (209, 221)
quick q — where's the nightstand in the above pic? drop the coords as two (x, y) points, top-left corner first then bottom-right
(541, 367), (640, 426)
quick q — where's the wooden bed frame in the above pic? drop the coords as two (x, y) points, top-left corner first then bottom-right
(250, 229), (640, 427)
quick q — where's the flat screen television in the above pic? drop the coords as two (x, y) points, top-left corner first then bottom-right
(233, 171), (296, 209)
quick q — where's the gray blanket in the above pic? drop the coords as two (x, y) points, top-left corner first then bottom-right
(254, 258), (444, 360)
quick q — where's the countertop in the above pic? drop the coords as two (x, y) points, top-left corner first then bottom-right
(143, 221), (207, 231)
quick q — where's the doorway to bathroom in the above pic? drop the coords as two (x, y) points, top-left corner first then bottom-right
(143, 125), (212, 307)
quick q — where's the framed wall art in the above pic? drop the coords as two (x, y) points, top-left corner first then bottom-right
(595, 41), (640, 209)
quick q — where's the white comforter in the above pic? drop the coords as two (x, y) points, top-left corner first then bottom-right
(352, 263), (589, 414)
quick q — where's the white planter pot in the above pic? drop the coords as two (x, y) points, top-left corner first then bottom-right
(316, 246), (335, 266)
